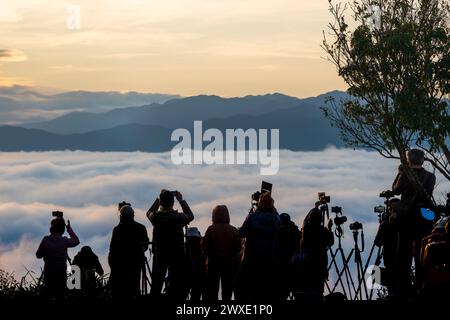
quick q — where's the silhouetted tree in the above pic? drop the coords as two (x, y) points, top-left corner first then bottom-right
(322, 0), (450, 188)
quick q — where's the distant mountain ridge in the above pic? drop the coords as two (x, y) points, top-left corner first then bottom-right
(0, 85), (180, 124)
(0, 91), (349, 152)
(21, 92), (305, 134)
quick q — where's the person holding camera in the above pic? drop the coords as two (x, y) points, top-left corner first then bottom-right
(108, 204), (149, 300)
(391, 149), (436, 298)
(374, 198), (400, 296)
(235, 192), (280, 301)
(147, 190), (194, 300)
(36, 214), (80, 300)
(274, 213), (301, 300)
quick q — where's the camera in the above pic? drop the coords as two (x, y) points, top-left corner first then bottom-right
(331, 206), (342, 214)
(374, 205), (385, 214)
(251, 181), (273, 204)
(318, 192), (330, 204)
(379, 190), (395, 199)
(334, 215), (347, 226)
(251, 191), (261, 202)
(52, 210), (63, 218)
(349, 221), (363, 231)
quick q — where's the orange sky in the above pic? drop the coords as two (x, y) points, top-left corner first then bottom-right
(0, 0), (347, 97)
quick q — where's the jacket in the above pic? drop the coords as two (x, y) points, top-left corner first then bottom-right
(239, 209), (280, 262)
(147, 200), (194, 250)
(202, 206), (242, 265)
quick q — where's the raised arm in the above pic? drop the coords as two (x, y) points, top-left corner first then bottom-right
(65, 220), (80, 248)
(146, 198), (160, 223)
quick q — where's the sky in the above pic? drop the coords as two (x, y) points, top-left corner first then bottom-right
(0, 0), (346, 97)
(1, 148), (449, 287)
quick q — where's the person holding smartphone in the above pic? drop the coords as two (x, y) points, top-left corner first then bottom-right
(147, 189), (194, 300)
(36, 214), (80, 300)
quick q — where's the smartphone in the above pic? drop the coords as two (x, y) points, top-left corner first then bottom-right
(261, 181), (272, 194)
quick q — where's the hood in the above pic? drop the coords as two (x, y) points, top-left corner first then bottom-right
(212, 205), (230, 224)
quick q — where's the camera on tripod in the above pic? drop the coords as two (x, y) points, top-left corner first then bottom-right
(334, 215), (347, 226)
(379, 190), (395, 199)
(318, 192), (330, 204)
(374, 205), (385, 214)
(331, 206), (342, 214)
(349, 221), (363, 231)
(52, 210), (63, 218)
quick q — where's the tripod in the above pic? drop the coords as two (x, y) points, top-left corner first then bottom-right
(337, 227), (368, 300)
(355, 239), (383, 300)
(327, 222), (356, 299)
(355, 208), (387, 300)
(141, 243), (154, 295)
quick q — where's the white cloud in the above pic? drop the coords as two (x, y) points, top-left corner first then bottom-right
(0, 149), (448, 288)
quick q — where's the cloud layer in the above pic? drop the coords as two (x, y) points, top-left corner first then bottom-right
(0, 149), (448, 283)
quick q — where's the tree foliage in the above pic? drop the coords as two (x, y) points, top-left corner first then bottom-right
(322, 0), (450, 182)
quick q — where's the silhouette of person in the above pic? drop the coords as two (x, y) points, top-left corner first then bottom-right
(185, 227), (206, 301)
(274, 213), (301, 300)
(72, 246), (104, 296)
(292, 207), (334, 300)
(235, 192), (280, 301)
(374, 198), (400, 296)
(147, 190), (194, 300)
(420, 218), (450, 298)
(36, 216), (80, 300)
(391, 149), (436, 297)
(202, 205), (242, 301)
(108, 204), (149, 300)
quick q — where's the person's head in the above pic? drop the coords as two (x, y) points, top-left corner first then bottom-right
(407, 149), (425, 167)
(280, 213), (291, 225)
(186, 227), (202, 238)
(304, 208), (322, 228)
(186, 227), (202, 246)
(50, 218), (65, 235)
(119, 205), (135, 223)
(118, 201), (131, 211)
(80, 246), (93, 255)
(159, 189), (175, 210)
(257, 192), (274, 212)
(212, 205), (230, 224)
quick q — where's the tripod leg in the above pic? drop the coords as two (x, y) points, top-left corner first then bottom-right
(340, 248), (357, 300)
(355, 241), (376, 298)
(332, 248), (354, 299)
(369, 246), (383, 300)
(328, 248), (348, 298)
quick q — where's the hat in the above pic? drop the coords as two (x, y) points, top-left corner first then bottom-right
(186, 227), (202, 238)
(280, 213), (291, 224)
